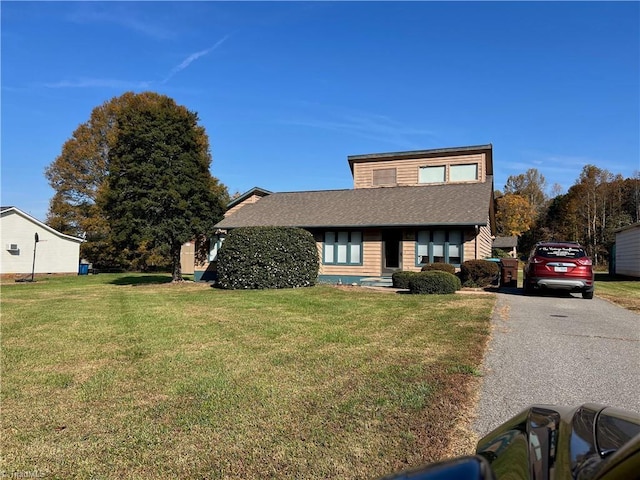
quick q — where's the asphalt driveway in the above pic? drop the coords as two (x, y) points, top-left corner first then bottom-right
(473, 287), (640, 436)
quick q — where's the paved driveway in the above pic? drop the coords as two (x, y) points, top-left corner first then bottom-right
(473, 287), (640, 436)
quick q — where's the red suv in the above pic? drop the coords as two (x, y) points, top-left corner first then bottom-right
(523, 242), (594, 299)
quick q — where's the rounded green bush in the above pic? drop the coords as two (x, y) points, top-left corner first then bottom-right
(420, 263), (456, 274)
(392, 271), (418, 289)
(459, 259), (499, 287)
(217, 227), (319, 289)
(408, 271), (461, 294)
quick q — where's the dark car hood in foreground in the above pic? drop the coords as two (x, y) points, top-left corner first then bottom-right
(380, 404), (640, 480)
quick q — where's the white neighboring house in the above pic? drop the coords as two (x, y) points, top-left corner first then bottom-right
(1, 206), (84, 276)
(614, 222), (640, 278)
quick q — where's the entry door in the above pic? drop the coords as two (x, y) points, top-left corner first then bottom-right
(382, 230), (402, 273)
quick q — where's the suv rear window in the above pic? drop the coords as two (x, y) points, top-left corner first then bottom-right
(535, 245), (587, 259)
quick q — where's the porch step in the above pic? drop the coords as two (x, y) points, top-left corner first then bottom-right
(360, 277), (393, 287)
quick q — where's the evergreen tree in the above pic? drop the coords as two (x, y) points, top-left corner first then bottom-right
(101, 94), (225, 281)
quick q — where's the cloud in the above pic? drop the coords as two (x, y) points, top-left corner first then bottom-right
(280, 105), (438, 150)
(161, 35), (230, 84)
(42, 78), (152, 90)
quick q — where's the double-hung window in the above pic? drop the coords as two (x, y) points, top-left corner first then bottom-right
(417, 229), (463, 266)
(323, 231), (362, 265)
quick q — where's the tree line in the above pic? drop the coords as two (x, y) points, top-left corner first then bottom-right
(495, 166), (640, 265)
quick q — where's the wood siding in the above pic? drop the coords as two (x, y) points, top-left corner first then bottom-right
(353, 153), (487, 189)
(316, 229), (383, 278)
(225, 193), (267, 217)
(615, 224), (640, 277)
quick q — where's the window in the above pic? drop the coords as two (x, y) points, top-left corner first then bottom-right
(419, 165), (445, 184)
(450, 164), (478, 182)
(372, 168), (397, 186)
(209, 235), (225, 262)
(416, 229), (463, 266)
(323, 231), (362, 265)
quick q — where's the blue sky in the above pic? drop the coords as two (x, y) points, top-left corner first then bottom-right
(2, 1), (639, 222)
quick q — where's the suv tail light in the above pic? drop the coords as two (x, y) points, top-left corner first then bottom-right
(575, 257), (592, 266)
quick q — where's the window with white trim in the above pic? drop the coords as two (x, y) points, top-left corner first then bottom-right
(450, 163), (478, 182)
(419, 165), (445, 184)
(323, 231), (362, 265)
(417, 229), (463, 266)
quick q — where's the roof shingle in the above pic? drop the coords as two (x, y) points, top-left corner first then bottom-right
(215, 179), (494, 229)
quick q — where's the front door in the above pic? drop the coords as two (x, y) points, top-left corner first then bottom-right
(382, 230), (402, 274)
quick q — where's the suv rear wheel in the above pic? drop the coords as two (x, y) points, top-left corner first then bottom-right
(582, 290), (594, 299)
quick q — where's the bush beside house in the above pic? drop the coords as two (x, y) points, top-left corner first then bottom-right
(459, 260), (499, 287)
(217, 227), (319, 289)
(409, 271), (461, 294)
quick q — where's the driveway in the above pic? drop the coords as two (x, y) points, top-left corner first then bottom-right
(473, 287), (640, 436)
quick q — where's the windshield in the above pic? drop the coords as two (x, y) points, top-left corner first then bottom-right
(535, 246), (587, 259)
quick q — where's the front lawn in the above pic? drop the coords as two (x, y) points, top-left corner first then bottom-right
(1, 274), (494, 479)
(594, 273), (640, 311)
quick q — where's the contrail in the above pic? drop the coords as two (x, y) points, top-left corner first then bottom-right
(162, 34), (229, 84)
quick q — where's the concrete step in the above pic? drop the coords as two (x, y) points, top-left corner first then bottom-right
(360, 277), (393, 287)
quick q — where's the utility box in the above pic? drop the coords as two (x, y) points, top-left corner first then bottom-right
(499, 258), (519, 287)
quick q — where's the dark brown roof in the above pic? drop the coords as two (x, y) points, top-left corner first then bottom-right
(493, 236), (518, 248)
(215, 179), (494, 229)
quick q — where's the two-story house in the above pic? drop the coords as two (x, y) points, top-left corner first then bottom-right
(192, 144), (496, 284)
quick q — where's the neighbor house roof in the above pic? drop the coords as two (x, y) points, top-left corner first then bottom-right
(1, 206), (84, 243)
(215, 178), (494, 229)
(493, 236), (518, 249)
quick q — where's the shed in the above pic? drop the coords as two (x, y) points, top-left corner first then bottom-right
(613, 223), (640, 278)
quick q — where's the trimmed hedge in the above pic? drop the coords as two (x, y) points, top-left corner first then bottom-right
(391, 271), (418, 289)
(459, 259), (499, 288)
(409, 271), (461, 294)
(217, 227), (319, 289)
(421, 263), (456, 274)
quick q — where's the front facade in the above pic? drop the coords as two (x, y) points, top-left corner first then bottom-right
(195, 145), (496, 283)
(1, 206), (83, 277)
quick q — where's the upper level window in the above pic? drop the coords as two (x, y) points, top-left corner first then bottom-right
(372, 168), (397, 186)
(450, 164), (478, 182)
(323, 231), (362, 265)
(419, 165), (445, 184)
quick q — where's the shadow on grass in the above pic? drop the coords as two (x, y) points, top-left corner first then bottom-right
(110, 275), (173, 286)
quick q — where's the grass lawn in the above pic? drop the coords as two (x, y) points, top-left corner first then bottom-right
(1, 274), (494, 479)
(594, 272), (640, 311)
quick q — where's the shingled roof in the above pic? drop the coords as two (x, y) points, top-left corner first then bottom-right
(215, 178), (494, 229)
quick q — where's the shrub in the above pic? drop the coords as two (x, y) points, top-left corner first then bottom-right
(392, 271), (418, 289)
(217, 227), (319, 289)
(459, 259), (499, 288)
(491, 248), (513, 259)
(408, 271), (461, 294)
(421, 263), (456, 275)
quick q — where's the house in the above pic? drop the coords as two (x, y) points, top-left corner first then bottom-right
(493, 236), (518, 258)
(612, 222), (640, 278)
(0, 206), (83, 278)
(194, 144), (496, 284)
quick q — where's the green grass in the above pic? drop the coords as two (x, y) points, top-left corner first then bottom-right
(594, 272), (640, 311)
(1, 274), (494, 479)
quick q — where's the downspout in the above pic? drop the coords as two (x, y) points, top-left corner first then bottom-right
(475, 225), (479, 259)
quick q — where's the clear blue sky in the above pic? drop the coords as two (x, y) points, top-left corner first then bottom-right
(2, 1), (639, 222)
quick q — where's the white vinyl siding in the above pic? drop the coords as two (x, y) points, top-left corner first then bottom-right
(323, 231), (363, 265)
